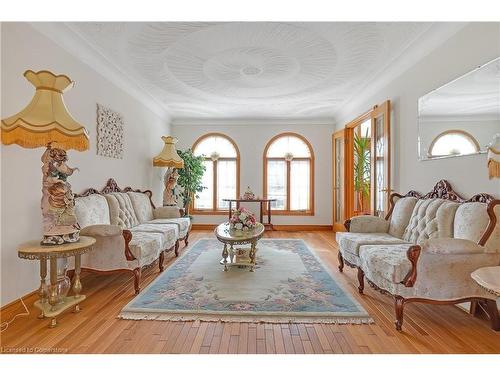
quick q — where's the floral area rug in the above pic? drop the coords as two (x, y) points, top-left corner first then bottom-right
(119, 239), (372, 324)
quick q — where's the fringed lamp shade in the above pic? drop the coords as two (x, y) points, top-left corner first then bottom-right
(153, 136), (184, 168)
(1, 70), (89, 151)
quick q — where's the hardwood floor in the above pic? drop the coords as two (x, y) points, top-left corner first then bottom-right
(1, 230), (499, 354)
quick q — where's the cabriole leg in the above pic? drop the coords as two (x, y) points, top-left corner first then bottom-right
(357, 267), (365, 294)
(394, 296), (405, 331)
(338, 252), (344, 272)
(159, 251), (165, 272)
(133, 268), (141, 294)
(175, 240), (180, 257)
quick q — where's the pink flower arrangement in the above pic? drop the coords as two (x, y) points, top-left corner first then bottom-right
(229, 207), (257, 231)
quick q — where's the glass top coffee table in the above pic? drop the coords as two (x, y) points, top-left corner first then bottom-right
(214, 222), (265, 272)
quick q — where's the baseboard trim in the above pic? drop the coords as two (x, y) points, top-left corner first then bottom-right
(191, 224), (333, 231)
(273, 225), (333, 231)
(1, 289), (38, 311)
(191, 224), (217, 230)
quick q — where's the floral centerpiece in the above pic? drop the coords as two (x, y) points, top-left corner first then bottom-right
(229, 207), (256, 234)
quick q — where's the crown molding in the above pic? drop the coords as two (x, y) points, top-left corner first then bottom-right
(171, 117), (336, 127)
(28, 22), (171, 121)
(334, 22), (468, 124)
(420, 114), (500, 122)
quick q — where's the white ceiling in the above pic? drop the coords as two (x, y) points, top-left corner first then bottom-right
(419, 56), (500, 120)
(62, 22), (442, 121)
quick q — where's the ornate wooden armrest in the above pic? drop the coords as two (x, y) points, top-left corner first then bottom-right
(479, 199), (500, 246)
(122, 229), (136, 261)
(401, 245), (421, 287)
(343, 219), (351, 231)
(179, 208), (185, 217)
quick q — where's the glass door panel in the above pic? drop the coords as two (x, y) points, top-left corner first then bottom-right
(332, 130), (346, 231)
(371, 101), (391, 217)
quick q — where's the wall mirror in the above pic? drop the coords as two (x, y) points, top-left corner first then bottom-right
(418, 57), (500, 161)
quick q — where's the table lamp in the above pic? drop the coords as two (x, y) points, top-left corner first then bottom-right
(153, 136), (184, 206)
(1, 70), (90, 245)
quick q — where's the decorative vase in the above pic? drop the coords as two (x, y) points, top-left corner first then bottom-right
(54, 258), (71, 304)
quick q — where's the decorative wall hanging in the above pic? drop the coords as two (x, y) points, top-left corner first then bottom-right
(96, 103), (124, 159)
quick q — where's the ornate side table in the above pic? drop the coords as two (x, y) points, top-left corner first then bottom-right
(471, 266), (500, 296)
(17, 236), (96, 328)
(214, 222), (265, 272)
(223, 198), (277, 230)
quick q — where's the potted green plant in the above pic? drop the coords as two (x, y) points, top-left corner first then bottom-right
(353, 129), (371, 214)
(175, 149), (206, 216)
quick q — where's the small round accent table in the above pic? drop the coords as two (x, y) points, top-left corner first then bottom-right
(214, 222), (265, 272)
(17, 236), (96, 328)
(471, 266), (500, 297)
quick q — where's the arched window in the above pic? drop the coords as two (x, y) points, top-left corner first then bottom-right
(428, 130), (480, 158)
(263, 133), (314, 215)
(192, 133), (240, 212)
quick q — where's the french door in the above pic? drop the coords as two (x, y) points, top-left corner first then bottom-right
(332, 100), (391, 229)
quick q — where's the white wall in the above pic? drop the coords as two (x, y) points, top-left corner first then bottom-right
(1, 23), (171, 306)
(335, 23), (500, 197)
(172, 121), (335, 225)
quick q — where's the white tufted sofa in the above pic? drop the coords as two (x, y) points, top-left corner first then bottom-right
(336, 180), (499, 331)
(72, 179), (191, 294)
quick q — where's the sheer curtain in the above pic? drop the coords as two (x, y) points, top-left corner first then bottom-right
(217, 160), (236, 209)
(267, 160), (287, 209)
(290, 160), (310, 210)
(194, 160), (213, 209)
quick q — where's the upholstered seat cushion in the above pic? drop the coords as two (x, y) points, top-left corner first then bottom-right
(130, 223), (178, 250)
(336, 232), (409, 256)
(128, 231), (165, 267)
(359, 244), (414, 283)
(147, 217), (191, 238)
